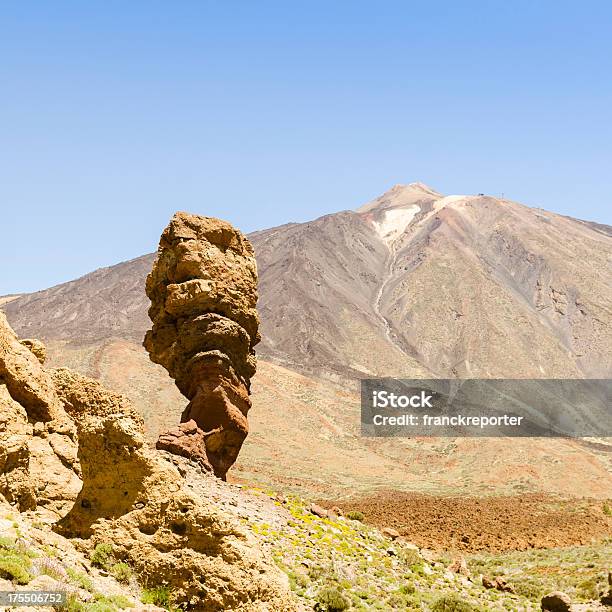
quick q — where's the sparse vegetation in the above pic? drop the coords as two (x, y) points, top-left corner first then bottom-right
(0, 538), (32, 584)
(245, 492), (612, 611)
(141, 585), (173, 609)
(431, 593), (479, 611)
(345, 510), (364, 522)
(316, 586), (350, 611)
(67, 566), (95, 591)
(111, 562), (132, 584)
(90, 543), (114, 569)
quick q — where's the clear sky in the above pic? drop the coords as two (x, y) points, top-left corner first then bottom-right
(1, 1), (611, 294)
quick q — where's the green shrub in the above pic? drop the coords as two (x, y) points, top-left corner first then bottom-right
(430, 593), (478, 612)
(141, 586), (172, 609)
(345, 510), (364, 522)
(0, 547), (32, 585)
(110, 562), (132, 584)
(66, 567), (94, 592)
(307, 564), (326, 580)
(316, 586), (350, 611)
(513, 577), (544, 600)
(399, 583), (416, 595)
(398, 547), (422, 566)
(90, 543), (113, 569)
(576, 577), (600, 600)
(0, 536), (15, 550)
(86, 603), (115, 612)
(0, 555), (31, 584)
(59, 593), (85, 612)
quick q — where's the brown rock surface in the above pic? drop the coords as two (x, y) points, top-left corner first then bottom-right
(156, 419), (212, 471)
(19, 339), (46, 364)
(144, 212), (260, 479)
(541, 591), (572, 611)
(0, 314), (296, 611)
(0, 313), (79, 514)
(327, 491), (612, 552)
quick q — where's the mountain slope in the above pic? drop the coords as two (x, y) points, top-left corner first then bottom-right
(5, 183), (611, 379)
(2, 183), (611, 498)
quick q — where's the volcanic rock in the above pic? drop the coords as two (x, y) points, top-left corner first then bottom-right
(310, 503), (329, 518)
(156, 419), (212, 471)
(0, 313), (79, 514)
(144, 212), (260, 479)
(0, 313), (296, 611)
(19, 339), (46, 364)
(541, 591), (572, 612)
(382, 527), (400, 540)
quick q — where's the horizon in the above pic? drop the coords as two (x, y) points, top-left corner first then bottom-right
(2, 1), (611, 294)
(2, 182), (605, 297)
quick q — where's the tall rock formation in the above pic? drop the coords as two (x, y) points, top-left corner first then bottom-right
(144, 212), (260, 479)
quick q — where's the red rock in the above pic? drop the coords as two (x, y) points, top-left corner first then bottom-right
(310, 504), (328, 518)
(156, 420), (213, 471)
(382, 527), (400, 540)
(482, 575), (495, 589)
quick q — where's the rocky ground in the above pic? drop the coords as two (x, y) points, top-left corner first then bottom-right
(324, 492), (612, 552)
(2, 457), (610, 611)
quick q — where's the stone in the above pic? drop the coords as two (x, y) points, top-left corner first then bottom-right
(482, 575), (495, 589)
(144, 213), (260, 479)
(0, 313), (79, 514)
(0, 312), (67, 424)
(382, 527), (400, 540)
(541, 591), (572, 612)
(310, 504), (328, 518)
(156, 420), (213, 472)
(494, 576), (514, 593)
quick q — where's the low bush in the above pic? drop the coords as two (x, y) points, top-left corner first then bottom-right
(90, 543), (113, 569)
(316, 586), (350, 611)
(110, 562), (132, 584)
(430, 593), (479, 612)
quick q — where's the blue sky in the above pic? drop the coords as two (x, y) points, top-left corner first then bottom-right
(1, 1), (611, 294)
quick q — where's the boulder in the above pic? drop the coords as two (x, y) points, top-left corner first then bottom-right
(19, 339), (46, 364)
(144, 213), (260, 479)
(310, 504), (328, 518)
(0, 313), (79, 514)
(541, 591), (572, 612)
(382, 527), (400, 540)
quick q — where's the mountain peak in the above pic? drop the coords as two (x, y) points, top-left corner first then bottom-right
(357, 182), (442, 214)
